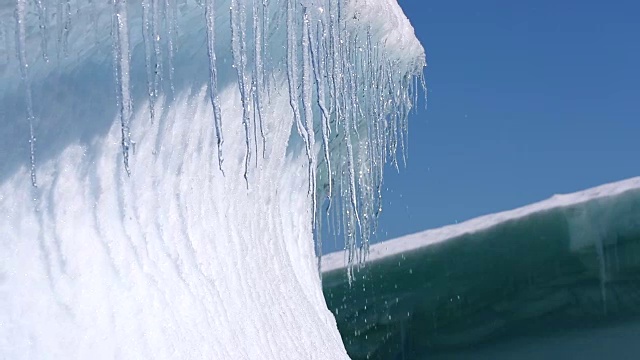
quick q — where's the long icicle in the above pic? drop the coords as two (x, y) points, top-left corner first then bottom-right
(301, 6), (317, 228)
(151, 0), (163, 97)
(341, 0), (362, 280)
(204, 0), (224, 173)
(308, 9), (332, 205)
(112, 0), (132, 176)
(15, 0), (37, 187)
(230, 0), (253, 184)
(33, 0), (48, 62)
(141, 0), (156, 122)
(261, 0), (270, 92)
(286, 0), (311, 169)
(165, 0), (177, 99)
(252, 0), (266, 158)
(57, 0), (71, 59)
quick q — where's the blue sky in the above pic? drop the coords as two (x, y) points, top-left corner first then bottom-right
(361, 0), (640, 245)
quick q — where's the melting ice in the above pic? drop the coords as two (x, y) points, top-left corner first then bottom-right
(0, 0), (424, 358)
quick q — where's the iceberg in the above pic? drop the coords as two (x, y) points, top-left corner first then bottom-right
(0, 0), (424, 358)
(323, 177), (640, 359)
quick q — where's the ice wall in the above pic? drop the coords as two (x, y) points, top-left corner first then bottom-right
(323, 179), (640, 359)
(0, 0), (424, 358)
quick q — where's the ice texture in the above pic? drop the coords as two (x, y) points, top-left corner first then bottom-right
(0, 0), (424, 358)
(323, 178), (640, 359)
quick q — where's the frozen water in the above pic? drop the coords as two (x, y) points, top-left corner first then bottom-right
(323, 178), (640, 359)
(0, 0), (424, 358)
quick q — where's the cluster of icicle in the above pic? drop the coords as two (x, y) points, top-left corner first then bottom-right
(7, 0), (425, 280)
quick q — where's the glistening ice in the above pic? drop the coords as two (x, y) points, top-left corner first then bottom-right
(0, 0), (425, 358)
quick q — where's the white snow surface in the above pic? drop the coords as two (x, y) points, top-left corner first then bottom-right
(1, 84), (349, 359)
(0, 0), (424, 358)
(323, 177), (640, 272)
(343, 0), (424, 69)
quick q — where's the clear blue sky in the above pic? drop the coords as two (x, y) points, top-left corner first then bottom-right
(364, 0), (640, 245)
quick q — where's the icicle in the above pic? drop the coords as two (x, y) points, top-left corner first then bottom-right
(141, 0), (156, 122)
(365, 29), (384, 227)
(328, 0), (341, 136)
(34, 0), (48, 62)
(399, 107), (408, 168)
(420, 71), (428, 110)
(385, 62), (400, 171)
(308, 9), (332, 203)
(360, 46), (377, 247)
(230, 0), (252, 183)
(251, 98), (259, 167)
(325, 0), (357, 279)
(165, 0), (176, 98)
(15, 0), (37, 187)
(112, 0), (132, 176)
(301, 7), (317, 225)
(151, 0), (163, 96)
(346, 37), (361, 138)
(56, 0), (63, 59)
(57, 0), (71, 59)
(204, 0), (224, 172)
(252, 0), (266, 158)
(339, 0), (362, 275)
(170, 0), (179, 51)
(286, 0), (311, 167)
(413, 74), (419, 114)
(261, 0), (271, 92)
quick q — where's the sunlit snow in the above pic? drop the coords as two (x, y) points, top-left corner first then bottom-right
(0, 0), (424, 358)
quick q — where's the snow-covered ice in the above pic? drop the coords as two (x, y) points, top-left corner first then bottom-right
(323, 177), (640, 359)
(323, 177), (640, 272)
(0, 0), (424, 358)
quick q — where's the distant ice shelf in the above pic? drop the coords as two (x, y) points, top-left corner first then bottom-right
(323, 177), (640, 272)
(322, 177), (640, 359)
